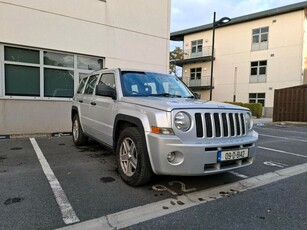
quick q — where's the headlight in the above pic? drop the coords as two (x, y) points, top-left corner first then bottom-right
(174, 112), (191, 132)
(244, 112), (253, 130)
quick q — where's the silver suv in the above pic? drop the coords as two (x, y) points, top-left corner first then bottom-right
(71, 68), (258, 186)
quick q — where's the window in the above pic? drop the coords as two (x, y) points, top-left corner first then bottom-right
(4, 47), (40, 97)
(44, 51), (73, 68)
(5, 46), (39, 64)
(190, 68), (202, 80)
(1, 45), (104, 99)
(44, 69), (74, 98)
(77, 56), (103, 70)
(5, 64), (40, 96)
(99, 73), (115, 89)
(121, 71), (194, 98)
(252, 27), (269, 51)
(191, 40), (203, 57)
(84, 75), (99, 95)
(249, 93), (265, 106)
(250, 60), (267, 83)
(77, 77), (88, 94)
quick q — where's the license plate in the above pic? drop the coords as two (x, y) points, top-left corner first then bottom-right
(217, 149), (249, 162)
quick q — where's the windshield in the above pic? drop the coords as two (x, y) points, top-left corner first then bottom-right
(121, 71), (195, 98)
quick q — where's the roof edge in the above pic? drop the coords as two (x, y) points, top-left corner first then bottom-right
(171, 1), (307, 41)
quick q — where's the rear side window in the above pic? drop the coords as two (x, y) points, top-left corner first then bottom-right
(77, 77), (88, 94)
(84, 74), (99, 95)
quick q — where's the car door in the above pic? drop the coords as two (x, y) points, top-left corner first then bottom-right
(89, 72), (116, 146)
(79, 74), (99, 134)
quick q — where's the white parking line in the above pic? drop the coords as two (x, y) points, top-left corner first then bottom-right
(258, 146), (307, 159)
(229, 171), (248, 178)
(255, 127), (307, 135)
(259, 134), (307, 143)
(30, 138), (80, 225)
(57, 163), (307, 230)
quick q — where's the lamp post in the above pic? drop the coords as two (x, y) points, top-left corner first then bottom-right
(209, 12), (231, 101)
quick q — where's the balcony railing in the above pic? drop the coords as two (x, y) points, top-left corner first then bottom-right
(183, 46), (212, 59)
(182, 76), (213, 89)
(170, 46), (214, 67)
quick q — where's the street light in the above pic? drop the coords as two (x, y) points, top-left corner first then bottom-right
(209, 12), (231, 101)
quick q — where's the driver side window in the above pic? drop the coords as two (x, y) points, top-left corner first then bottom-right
(99, 73), (115, 89)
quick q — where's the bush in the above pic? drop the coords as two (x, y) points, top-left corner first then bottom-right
(224, 102), (263, 118)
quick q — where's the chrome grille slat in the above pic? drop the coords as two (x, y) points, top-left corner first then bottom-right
(195, 112), (247, 138)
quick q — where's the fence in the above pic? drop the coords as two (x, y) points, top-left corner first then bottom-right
(273, 84), (307, 122)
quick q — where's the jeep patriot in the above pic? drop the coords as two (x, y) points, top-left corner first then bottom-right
(71, 68), (258, 186)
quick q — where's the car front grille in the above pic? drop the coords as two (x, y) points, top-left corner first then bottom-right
(195, 112), (246, 138)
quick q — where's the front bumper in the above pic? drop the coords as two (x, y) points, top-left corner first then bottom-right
(146, 131), (258, 175)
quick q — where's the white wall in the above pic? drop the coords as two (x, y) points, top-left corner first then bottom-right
(0, 0), (170, 72)
(0, 0), (171, 135)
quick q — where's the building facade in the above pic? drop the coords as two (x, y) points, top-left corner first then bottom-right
(0, 0), (171, 135)
(171, 2), (307, 117)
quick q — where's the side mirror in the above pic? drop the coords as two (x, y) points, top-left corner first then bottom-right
(96, 84), (116, 99)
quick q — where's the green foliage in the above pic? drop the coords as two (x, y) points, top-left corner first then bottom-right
(169, 47), (183, 77)
(224, 101), (263, 118)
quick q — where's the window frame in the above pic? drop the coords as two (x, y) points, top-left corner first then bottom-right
(250, 60), (267, 83)
(249, 93), (266, 107)
(0, 44), (104, 101)
(191, 39), (203, 57)
(251, 26), (269, 51)
(190, 67), (202, 80)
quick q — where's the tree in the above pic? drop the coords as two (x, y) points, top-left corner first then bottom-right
(169, 47), (183, 77)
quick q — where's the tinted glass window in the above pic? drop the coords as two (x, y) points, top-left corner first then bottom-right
(5, 47), (39, 64)
(5, 64), (40, 96)
(44, 69), (74, 98)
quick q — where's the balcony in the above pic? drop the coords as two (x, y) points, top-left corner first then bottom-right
(170, 46), (214, 67)
(182, 76), (213, 90)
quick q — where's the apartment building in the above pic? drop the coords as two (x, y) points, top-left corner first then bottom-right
(171, 2), (307, 117)
(0, 0), (171, 135)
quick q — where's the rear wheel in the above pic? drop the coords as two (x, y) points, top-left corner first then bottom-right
(116, 127), (153, 186)
(72, 115), (88, 145)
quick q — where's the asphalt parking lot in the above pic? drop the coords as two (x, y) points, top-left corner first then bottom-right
(0, 123), (307, 230)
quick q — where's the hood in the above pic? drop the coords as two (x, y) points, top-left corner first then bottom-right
(120, 97), (249, 112)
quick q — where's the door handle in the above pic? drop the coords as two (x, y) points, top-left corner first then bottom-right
(90, 101), (96, 106)
(78, 100), (83, 103)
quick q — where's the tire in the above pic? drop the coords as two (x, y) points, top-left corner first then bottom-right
(116, 127), (153, 186)
(72, 115), (88, 146)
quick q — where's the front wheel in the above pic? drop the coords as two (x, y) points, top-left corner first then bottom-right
(72, 115), (88, 146)
(116, 127), (153, 186)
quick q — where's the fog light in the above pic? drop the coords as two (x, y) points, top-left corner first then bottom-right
(167, 152), (176, 162)
(166, 151), (184, 165)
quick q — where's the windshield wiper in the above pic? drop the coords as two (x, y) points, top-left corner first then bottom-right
(150, 93), (182, 98)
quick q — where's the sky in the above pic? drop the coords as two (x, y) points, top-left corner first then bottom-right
(170, 0), (305, 49)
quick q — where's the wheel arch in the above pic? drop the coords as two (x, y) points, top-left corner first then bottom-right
(113, 114), (146, 151)
(71, 106), (79, 121)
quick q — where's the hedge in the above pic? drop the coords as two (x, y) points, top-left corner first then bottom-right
(224, 101), (263, 118)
